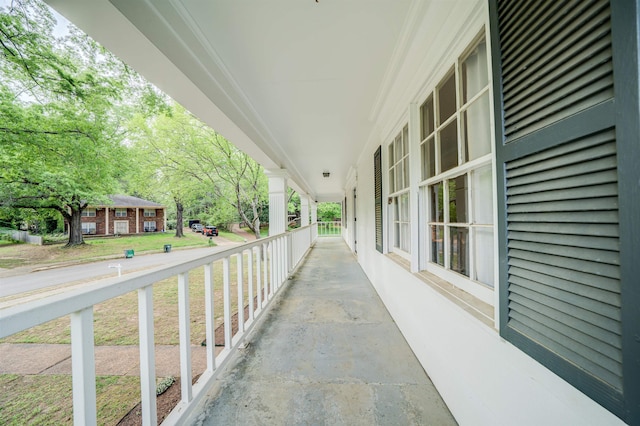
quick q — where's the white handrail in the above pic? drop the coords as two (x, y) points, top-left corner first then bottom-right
(0, 225), (316, 425)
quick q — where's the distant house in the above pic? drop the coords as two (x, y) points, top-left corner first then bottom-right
(78, 195), (167, 235)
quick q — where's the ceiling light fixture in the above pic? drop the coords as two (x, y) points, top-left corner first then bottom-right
(323, 171), (330, 178)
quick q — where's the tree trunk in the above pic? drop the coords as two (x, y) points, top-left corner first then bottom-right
(175, 200), (184, 237)
(66, 208), (85, 247)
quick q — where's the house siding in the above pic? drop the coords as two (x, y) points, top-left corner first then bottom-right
(348, 0), (631, 424)
(79, 207), (165, 235)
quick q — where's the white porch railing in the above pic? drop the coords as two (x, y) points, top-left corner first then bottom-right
(0, 225), (317, 425)
(317, 221), (341, 237)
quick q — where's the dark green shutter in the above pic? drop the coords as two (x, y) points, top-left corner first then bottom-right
(490, 0), (640, 421)
(374, 146), (383, 253)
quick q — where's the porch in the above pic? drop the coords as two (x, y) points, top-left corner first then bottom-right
(192, 237), (455, 425)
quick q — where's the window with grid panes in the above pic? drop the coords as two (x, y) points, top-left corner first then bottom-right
(388, 125), (410, 254)
(420, 34), (494, 291)
(115, 208), (127, 217)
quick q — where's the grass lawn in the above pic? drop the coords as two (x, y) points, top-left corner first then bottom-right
(0, 374), (140, 426)
(0, 231), (211, 269)
(0, 230), (267, 424)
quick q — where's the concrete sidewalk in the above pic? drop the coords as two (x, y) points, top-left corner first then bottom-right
(193, 238), (457, 425)
(0, 343), (215, 378)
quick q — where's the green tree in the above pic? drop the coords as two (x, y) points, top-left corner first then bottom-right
(125, 104), (204, 238)
(185, 128), (268, 239)
(0, 0), (135, 246)
(318, 202), (342, 222)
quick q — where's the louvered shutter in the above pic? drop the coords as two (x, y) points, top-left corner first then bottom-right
(490, 0), (636, 420)
(374, 146), (383, 253)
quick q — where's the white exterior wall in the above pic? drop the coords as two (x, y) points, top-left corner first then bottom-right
(352, 145), (624, 426)
(349, 1), (625, 425)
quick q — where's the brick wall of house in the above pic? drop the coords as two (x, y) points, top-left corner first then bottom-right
(79, 207), (165, 234)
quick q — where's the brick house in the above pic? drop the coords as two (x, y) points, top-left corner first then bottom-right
(79, 195), (166, 235)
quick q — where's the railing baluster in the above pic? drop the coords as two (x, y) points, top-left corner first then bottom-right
(237, 252), (244, 333)
(204, 262), (216, 371)
(178, 272), (193, 403)
(223, 257), (232, 348)
(248, 247), (254, 322)
(138, 285), (157, 426)
(256, 246), (262, 310)
(70, 307), (97, 426)
(263, 243), (270, 301)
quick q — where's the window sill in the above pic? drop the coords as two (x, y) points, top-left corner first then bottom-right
(386, 253), (495, 328)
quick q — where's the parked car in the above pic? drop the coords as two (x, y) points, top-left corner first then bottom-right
(203, 225), (218, 237)
(191, 223), (203, 233)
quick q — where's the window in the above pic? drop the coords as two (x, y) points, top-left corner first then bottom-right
(143, 209), (156, 217)
(388, 125), (410, 254)
(82, 208), (96, 217)
(144, 221), (156, 232)
(81, 222), (96, 234)
(115, 208), (127, 217)
(420, 34), (494, 293)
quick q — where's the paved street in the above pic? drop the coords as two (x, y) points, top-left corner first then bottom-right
(0, 238), (242, 298)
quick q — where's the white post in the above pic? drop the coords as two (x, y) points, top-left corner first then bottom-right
(223, 257), (232, 348)
(178, 273), (193, 403)
(70, 308), (97, 426)
(409, 103), (421, 273)
(300, 195), (310, 227)
(311, 201), (318, 224)
(136, 208), (140, 234)
(265, 169), (288, 236)
(163, 207), (167, 232)
(138, 286), (157, 425)
(204, 262), (216, 371)
(237, 252), (244, 333)
(105, 207), (109, 235)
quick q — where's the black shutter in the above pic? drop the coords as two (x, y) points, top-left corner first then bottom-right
(490, 0), (640, 422)
(374, 146), (383, 253)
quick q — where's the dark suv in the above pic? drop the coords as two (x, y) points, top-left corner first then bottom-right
(203, 225), (218, 237)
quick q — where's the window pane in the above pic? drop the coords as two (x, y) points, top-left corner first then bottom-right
(401, 223), (411, 253)
(440, 120), (458, 172)
(430, 183), (444, 222)
(402, 125), (409, 156)
(461, 39), (488, 103)
(472, 165), (493, 224)
(403, 157), (409, 190)
(400, 193), (409, 221)
(389, 167), (395, 193)
(474, 227), (494, 287)
(449, 226), (469, 276)
(431, 225), (444, 266)
(388, 143), (394, 166)
(463, 92), (491, 161)
(438, 71), (456, 124)
(421, 137), (435, 180)
(449, 175), (468, 223)
(395, 135), (402, 159)
(421, 95), (434, 139)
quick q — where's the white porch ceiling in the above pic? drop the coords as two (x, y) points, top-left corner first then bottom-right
(46, 0), (417, 201)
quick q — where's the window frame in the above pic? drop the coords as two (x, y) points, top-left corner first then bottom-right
(387, 124), (411, 257)
(82, 208), (96, 217)
(115, 208), (127, 217)
(81, 222), (96, 234)
(143, 209), (156, 217)
(418, 31), (495, 304)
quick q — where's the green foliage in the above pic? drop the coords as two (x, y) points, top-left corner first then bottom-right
(0, 0), (136, 245)
(318, 202), (342, 222)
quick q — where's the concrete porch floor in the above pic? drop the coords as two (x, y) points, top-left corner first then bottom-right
(192, 238), (457, 425)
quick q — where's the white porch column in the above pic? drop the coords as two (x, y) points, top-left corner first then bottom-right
(163, 208), (167, 232)
(136, 208), (140, 234)
(266, 169), (288, 236)
(300, 195), (310, 227)
(310, 200), (318, 224)
(105, 207), (109, 235)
